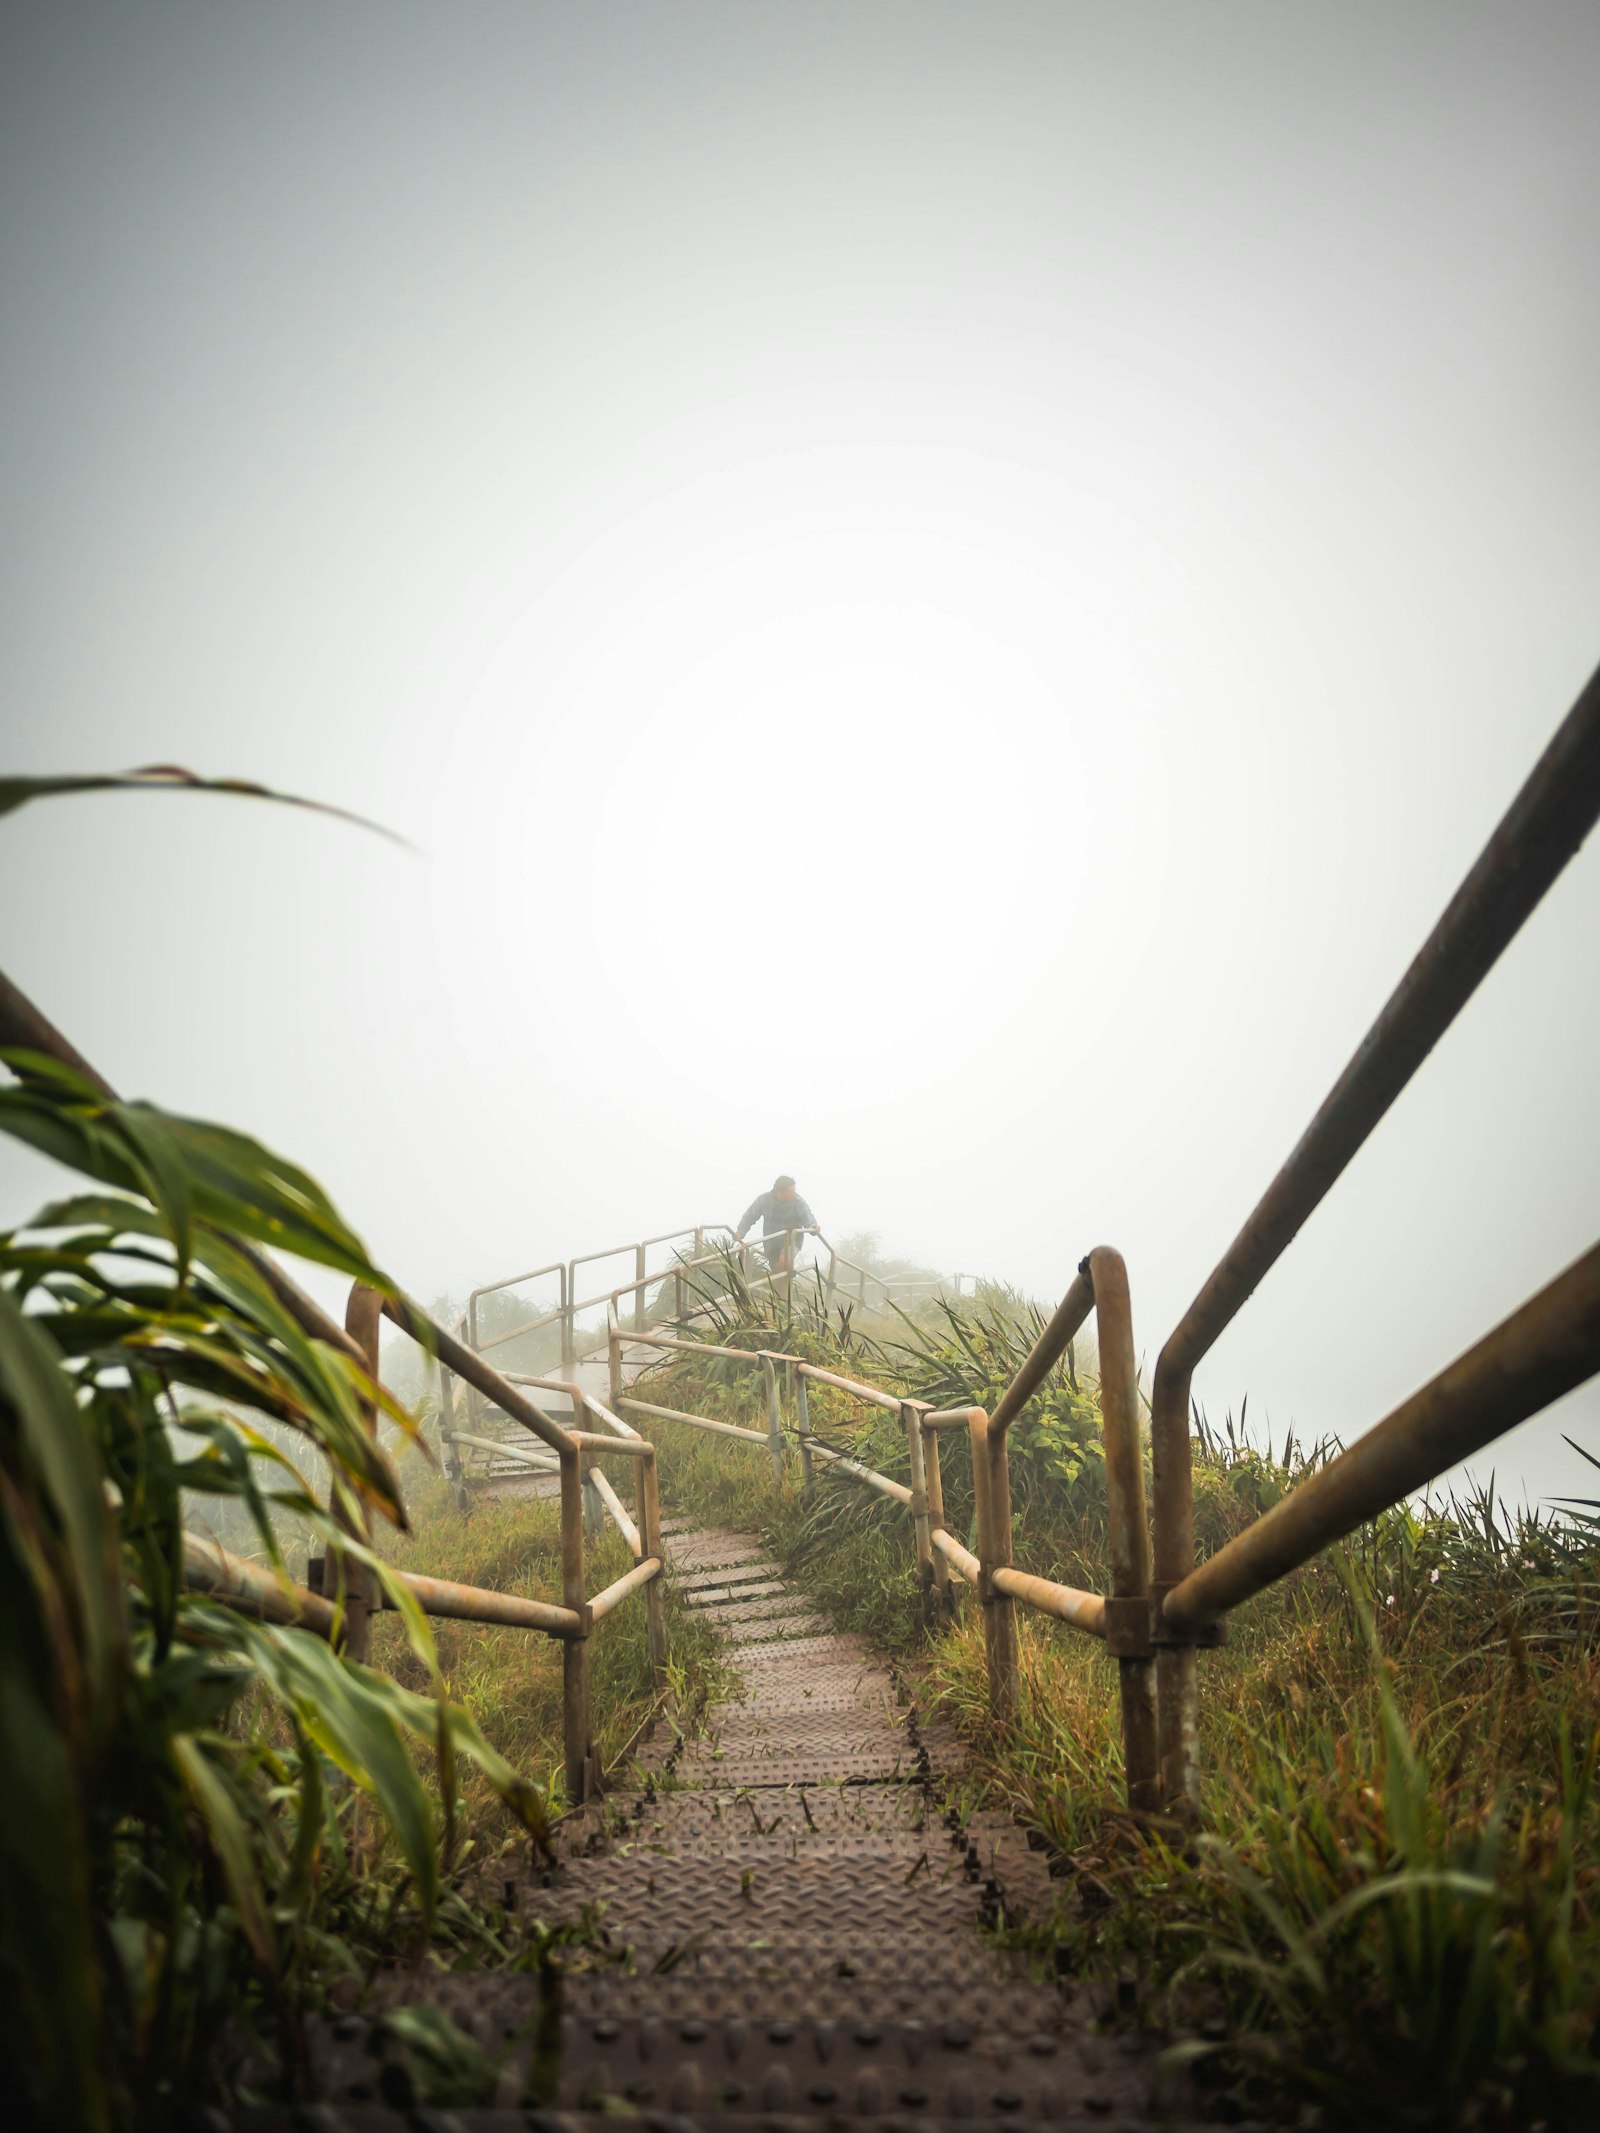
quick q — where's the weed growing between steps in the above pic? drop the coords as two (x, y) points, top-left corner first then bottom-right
(628, 1288), (1600, 2130)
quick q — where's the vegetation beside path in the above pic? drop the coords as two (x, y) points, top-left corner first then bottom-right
(370, 1469), (727, 1823)
(0, 1047), (723, 2131)
(633, 1265), (1600, 2131)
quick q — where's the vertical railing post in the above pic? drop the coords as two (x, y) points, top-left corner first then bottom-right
(673, 1261), (686, 1323)
(902, 1400), (936, 1618)
(1089, 1248), (1160, 1814)
(335, 1284), (384, 1664)
(608, 1305), (625, 1414)
(1151, 1354), (1200, 1810)
(761, 1353), (784, 1483)
(638, 1446), (669, 1684)
(795, 1368), (815, 1498)
(970, 1407), (1018, 1720)
(824, 1248), (838, 1313)
(436, 1358), (469, 1513)
(634, 1243), (647, 1333)
(465, 1293), (483, 1427)
(920, 1413), (954, 1618)
(559, 1446), (595, 1804)
(581, 1454), (604, 1542)
(561, 1265), (576, 1373)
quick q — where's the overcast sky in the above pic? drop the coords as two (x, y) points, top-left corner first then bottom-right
(3, 2), (1596, 1504)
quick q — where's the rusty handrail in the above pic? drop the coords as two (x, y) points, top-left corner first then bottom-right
(989, 1268), (1096, 1438)
(795, 1361), (906, 1412)
(349, 1286), (667, 1802)
(443, 1429), (559, 1470)
(182, 1535), (337, 1635)
(991, 1565), (1106, 1637)
(466, 1222), (956, 1383)
(617, 1396), (771, 1445)
(1148, 661), (1600, 1806)
(1165, 1242), (1600, 1631)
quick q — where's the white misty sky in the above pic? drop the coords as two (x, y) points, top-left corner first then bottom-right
(2, 2), (1597, 1504)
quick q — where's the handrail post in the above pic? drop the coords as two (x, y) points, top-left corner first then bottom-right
(970, 1407), (1018, 1719)
(761, 1353), (784, 1482)
(1151, 1355), (1198, 1810)
(919, 1411), (954, 1618)
(465, 1289), (483, 1427)
(824, 1247), (838, 1313)
(561, 1264), (576, 1373)
(902, 1400), (936, 1617)
(608, 1306), (625, 1413)
(436, 1359), (469, 1513)
(559, 1445), (596, 1804)
(673, 1260), (686, 1323)
(634, 1243), (647, 1334)
(795, 1368), (815, 1498)
(1089, 1248), (1160, 1813)
(637, 1444), (669, 1684)
(335, 1283), (384, 1663)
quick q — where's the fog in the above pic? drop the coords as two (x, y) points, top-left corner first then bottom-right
(3, 2), (1597, 1502)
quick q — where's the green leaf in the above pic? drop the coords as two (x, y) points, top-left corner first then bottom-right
(219, 1619), (440, 1918)
(0, 1283), (122, 1702)
(108, 1105), (195, 1284)
(170, 1735), (276, 1969)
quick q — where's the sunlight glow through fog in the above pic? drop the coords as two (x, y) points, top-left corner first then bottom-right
(433, 444), (1200, 1097)
(3, 1), (1597, 1505)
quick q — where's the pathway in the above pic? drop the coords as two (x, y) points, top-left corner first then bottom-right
(286, 1524), (1226, 2126)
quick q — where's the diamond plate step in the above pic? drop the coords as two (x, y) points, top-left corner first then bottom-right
(676, 1562), (783, 1591)
(684, 1579), (788, 1607)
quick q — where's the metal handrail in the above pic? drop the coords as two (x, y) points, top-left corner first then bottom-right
(1165, 1245), (1600, 1638)
(1145, 660), (1600, 1805)
(607, 1246), (1153, 1787)
(366, 1284), (668, 1801)
(462, 1225), (958, 1385)
(182, 1260), (672, 1804)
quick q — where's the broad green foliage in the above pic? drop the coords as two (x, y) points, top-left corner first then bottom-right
(0, 1050), (549, 2131)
